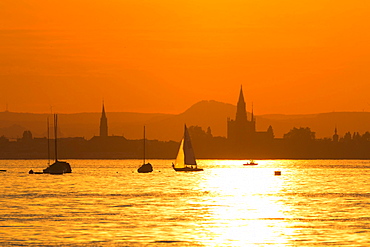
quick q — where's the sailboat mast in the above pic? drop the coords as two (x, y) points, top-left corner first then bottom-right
(47, 117), (50, 165)
(54, 114), (58, 162)
(143, 125), (146, 164)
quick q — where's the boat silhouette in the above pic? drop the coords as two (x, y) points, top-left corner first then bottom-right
(43, 114), (72, 174)
(137, 126), (153, 173)
(172, 125), (203, 172)
(243, 160), (258, 166)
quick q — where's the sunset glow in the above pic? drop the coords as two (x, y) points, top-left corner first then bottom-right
(1, 1), (370, 114)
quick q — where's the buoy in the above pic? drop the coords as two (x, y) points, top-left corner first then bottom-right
(274, 171), (281, 176)
(29, 169), (34, 174)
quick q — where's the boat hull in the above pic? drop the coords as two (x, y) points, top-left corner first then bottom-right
(43, 161), (72, 174)
(138, 163), (153, 173)
(173, 167), (203, 172)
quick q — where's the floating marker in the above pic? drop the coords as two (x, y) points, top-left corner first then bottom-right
(274, 171), (281, 176)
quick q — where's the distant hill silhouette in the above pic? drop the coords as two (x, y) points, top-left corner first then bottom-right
(144, 100), (236, 141)
(1, 102), (370, 140)
(0, 124), (28, 139)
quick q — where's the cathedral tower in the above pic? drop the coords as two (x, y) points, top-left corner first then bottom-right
(100, 102), (108, 137)
(333, 127), (339, 142)
(227, 86), (256, 144)
(236, 86), (248, 122)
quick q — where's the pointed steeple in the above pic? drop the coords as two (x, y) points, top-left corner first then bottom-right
(99, 101), (108, 137)
(235, 85), (248, 122)
(251, 102), (254, 121)
(333, 126), (339, 142)
(239, 85), (245, 104)
(101, 102), (106, 118)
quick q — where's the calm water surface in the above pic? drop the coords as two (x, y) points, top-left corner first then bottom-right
(1, 159), (369, 246)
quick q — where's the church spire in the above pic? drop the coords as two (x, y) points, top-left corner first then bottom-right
(236, 85), (247, 122)
(101, 101), (106, 118)
(99, 101), (108, 137)
(239, 85), (245, 104)
(333, 126), (339, 142)
(251, 102), (254, 121)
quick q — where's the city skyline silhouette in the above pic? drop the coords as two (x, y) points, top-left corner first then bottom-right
(1, 87), (370, 159)
(1, 98), (370, 141)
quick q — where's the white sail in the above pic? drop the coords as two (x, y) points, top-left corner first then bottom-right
(174, 125), (197, 169)
(174, 138), (185, 168)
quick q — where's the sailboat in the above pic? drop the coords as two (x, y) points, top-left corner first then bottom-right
(137, 126), (153, 173)
(172, 125), (203, 172)
(43, 114), (72, 174)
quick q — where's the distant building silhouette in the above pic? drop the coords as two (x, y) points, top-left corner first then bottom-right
(90, 102), (129, 154)
(227, 86), (255, 144)
(333, 127), (339, 142)
(99, 102), (108, 137)
(22, 130), (33, 141)
(227, 86), (273, 145)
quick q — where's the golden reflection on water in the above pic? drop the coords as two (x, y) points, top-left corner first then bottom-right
(196, 160), (293, 246)
(2, 159), (370, 246)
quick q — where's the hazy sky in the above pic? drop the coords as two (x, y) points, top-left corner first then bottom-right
(1, 0), (370, 114)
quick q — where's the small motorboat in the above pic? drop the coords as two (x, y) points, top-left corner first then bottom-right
(243, 160), (258, 166)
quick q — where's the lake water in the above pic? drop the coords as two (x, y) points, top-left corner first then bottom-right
(1, 159), (369, 246)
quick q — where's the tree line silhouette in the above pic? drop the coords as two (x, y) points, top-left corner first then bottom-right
(1, 125), (370, 159)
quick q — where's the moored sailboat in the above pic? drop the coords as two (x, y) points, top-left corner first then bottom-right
(172, 125), (203, 172)
(137, 126), (153, 173)
(43, 114), (72, 174)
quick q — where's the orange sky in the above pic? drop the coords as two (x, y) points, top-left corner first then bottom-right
(1, 0), (370, 114)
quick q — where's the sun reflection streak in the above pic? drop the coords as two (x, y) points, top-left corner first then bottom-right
(195, 160), (294, 246)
